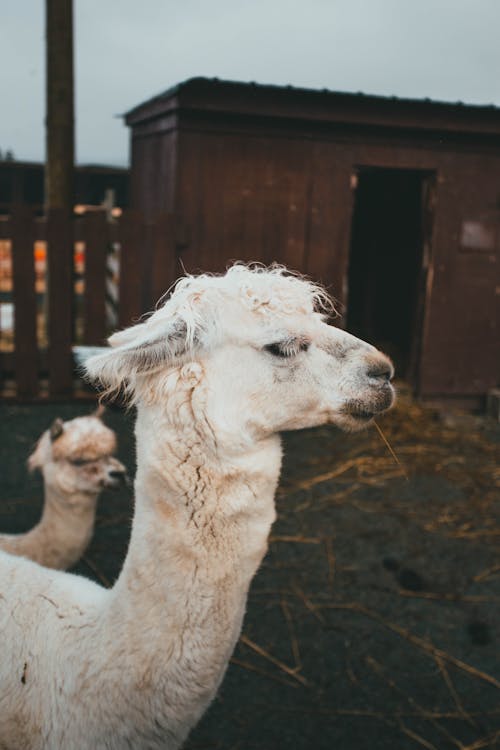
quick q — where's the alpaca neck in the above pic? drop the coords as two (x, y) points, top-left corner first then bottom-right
(2, 482), (97, 570)
(105, 403), (282, 742)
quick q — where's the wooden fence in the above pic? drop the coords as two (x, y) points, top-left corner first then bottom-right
(0, 205), (176, 400)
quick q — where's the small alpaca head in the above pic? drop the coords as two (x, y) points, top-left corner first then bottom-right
(28, 413), (127, 500)
(86, 264), (395, 444)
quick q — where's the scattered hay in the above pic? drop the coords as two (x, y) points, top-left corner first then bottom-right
(278, 385), (500, 541)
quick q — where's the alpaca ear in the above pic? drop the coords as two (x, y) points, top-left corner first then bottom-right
(27, 441), (43, 472)
(93, 403), (106, 420)
(85, 316), (199, 391)
(50, 418), (64, 442)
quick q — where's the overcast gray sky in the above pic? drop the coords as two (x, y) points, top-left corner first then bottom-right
(1, 0), (499, 166)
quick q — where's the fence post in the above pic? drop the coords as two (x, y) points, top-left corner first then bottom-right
(47, 208), (74, 395)
(11, 206), (38, 397)
(83, 211), (108, 345)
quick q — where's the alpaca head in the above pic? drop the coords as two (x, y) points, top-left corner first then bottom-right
(28, 413), (127, 500)
(86, 265), (395, 446)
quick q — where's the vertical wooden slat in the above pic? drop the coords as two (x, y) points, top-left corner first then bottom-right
(83, 211), (107, 344)
(47, 208), (73, 395)
(148, 212), (177, 308)
(0, 215), (12, 240)
(118, 209), (145, 328)
(11, 206), (38, 397)
(139, 220), (154, 311)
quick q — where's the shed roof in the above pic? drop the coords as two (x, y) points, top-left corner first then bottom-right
(0, 160), (128, 174)
(124, 77), (500, 138)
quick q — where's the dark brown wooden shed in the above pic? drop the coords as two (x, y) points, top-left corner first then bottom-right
(125, 77), (500, 408)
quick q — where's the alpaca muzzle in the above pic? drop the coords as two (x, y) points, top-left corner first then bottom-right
(104, 462), (129, 489)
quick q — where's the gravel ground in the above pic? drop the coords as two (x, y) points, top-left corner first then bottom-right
(0, 388), (499, 750)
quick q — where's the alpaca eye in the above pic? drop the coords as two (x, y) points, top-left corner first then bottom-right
(70, 458), (91, 467)
(265, 343), (290, 357)
(264, 340), (310, 358)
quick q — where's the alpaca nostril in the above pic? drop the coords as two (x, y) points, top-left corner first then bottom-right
(367, 363), (393, 382)
(109, 470), (126, 481)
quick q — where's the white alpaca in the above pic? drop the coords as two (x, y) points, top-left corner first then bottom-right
(0, 265), (394, 749)
(0, 413), (127, 570)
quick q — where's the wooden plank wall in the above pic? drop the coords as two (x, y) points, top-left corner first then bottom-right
(168, 126), (500, 400)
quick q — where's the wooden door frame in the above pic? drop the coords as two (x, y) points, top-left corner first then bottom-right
(343, 165), (437, 391)
(409, 171), (437, 395)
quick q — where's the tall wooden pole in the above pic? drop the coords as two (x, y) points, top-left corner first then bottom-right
(45, 0), (75, 395)
(45, 0), (74, 213)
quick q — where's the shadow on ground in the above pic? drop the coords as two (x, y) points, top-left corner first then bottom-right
(0, 388), (499, 750)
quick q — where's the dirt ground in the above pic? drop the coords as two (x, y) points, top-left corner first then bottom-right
(0, 387), (499, 750)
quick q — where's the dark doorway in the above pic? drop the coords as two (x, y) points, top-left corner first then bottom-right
(346, 168), (433, 384)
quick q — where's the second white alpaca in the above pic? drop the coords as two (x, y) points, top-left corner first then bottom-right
(0, 264), (394, 749)
(0, 413), (127, 569)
